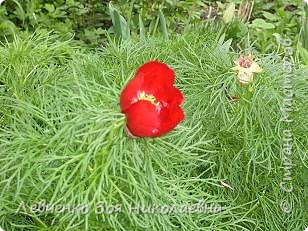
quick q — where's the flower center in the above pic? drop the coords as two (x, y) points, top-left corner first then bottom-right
(239, 56), (253, 68)
(137, 91), (160, 107)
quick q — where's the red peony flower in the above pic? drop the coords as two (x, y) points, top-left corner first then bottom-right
(120, 61), (185, 138)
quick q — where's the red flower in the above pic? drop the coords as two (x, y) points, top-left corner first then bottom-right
(120, 61), (185, 138)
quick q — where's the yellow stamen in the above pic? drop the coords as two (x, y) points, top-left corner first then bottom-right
(137, 91), (160, 107)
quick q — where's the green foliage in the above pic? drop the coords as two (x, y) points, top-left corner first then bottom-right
(0, 0), (206, 45)
(0, 1), (307, 230)
(222, 2), (235, 23)
(298, 2), (308, 66)
(302, 3), (308, 50)
(250, 7), (300, 51)
(0, 0), (305, 55)
(108, 2), (130, 41)
(114, 0), (205, 34)
(158, 9), (168, 41)
(138, 13), (145, 40)
(0, 27), (307, 231)
(298, 46), (308, 65)
(221, 0), (305, 56)
(0, 0), (110, 45)
(107, 3), (169, 42)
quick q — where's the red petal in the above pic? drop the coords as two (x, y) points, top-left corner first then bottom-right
(120, 74), (144, 113)
(157, 86), (184, 106)
(125, 101), (184, 138)
(158, 104), (185, 136)
(125, 101), (161, 137)
(120, 61), (175, 112)
(136, 61), (175, 86)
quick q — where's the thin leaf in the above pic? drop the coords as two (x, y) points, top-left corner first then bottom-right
(159, 9), (168, 41)
(108, 2), (130, 41)
(113, 10), (122, 40)
(139, 14), (145, 40)
(223, 2), (235, 23)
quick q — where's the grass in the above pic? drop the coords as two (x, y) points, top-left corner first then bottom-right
(0, 27), (307, 230)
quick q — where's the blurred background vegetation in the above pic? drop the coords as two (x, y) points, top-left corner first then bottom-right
(0, 0), (307, 62)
